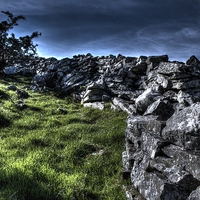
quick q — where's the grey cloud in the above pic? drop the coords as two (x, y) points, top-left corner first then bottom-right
(1, 0), (200, 61)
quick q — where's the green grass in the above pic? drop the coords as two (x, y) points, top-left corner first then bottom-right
(0, 75), (129, 200)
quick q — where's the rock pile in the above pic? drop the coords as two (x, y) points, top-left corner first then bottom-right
(4, 54), (200, 199)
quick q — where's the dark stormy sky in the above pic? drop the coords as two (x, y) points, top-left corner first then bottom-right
(1, 0), (200, 61)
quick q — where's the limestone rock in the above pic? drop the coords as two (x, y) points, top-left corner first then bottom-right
(111, 97), (137, 115)
(186, 55), (200, 66)
(162, 144), (200, 181)
(146, 54), (169, 65)
(187, 186), (200, 200)
(162, 103), (200, 150)
(5, 53), (200, 199)
(3, 66), (19, 75)
(144, 99), (174, 120)
(83, 102), (104, 110)
(158, 62), (189, 77)
(156, 74), (172, 89)
(81, 81), (110, 103)
(130, 56), (147, 75)
(135, 87), (162, 113)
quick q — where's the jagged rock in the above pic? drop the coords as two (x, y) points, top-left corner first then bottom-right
(18, 67), (36, 76)
(139, 172), (196, 200)
(149, 157), (200, 191)
(48, 64), (59, 72)
(146, 55), (169, 75)
(146, 54), (169, 65)
(82, 89), (106, 103)
(176, 90), (200, 106)
(31, 72), (56, 90)
(135, 86), (162, 113)
(125, 100), (200, 199)
(3, 66), (19, 75)
(172, 79), (200, 90)
(144, 99), (174, 120)
(186, 55), (200, 66)
(125, 115), (165, 152)
(81, 81), (110, 103)
(61, 72), (86, 87)
(162, 103), (200, 150)
(162, 144), (200, 181)
(187, 186), (200, 200)
(5, 53), (200, 199)
(122, 147), (134, 174)
(123, 185), (145, 200)
(111, 97), (137, 115)
(130, 56), (147, 75)
(156, 74), (172, 89)
(157, 62), (188, 77)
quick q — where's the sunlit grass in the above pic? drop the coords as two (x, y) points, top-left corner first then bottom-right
(0, 75), (129, 199)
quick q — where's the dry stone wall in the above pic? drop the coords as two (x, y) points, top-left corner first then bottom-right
(4, 54), (200, 199)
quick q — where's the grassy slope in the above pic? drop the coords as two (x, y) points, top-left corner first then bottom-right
(0, 76), (129, 200)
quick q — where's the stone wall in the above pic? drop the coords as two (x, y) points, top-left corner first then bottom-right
(4, 54), (200, 199)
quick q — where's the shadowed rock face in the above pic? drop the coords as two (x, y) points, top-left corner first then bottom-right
(124, 104), (200, 200)
(4, 54), (200, 199)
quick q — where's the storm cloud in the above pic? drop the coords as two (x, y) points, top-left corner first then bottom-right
(1, 0), (200, 61)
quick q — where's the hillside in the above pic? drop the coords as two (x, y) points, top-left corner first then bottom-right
(1, 53), (200, 199)
(0, 75), (129, 199)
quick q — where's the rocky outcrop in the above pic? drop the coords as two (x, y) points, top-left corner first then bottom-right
(3, 54), (200, 199)
(123, 104), (200, 200)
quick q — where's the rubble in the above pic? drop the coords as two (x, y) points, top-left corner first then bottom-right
(3, 53), (200, 199)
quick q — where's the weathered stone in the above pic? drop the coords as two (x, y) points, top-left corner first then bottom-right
(135, 87), (162, 113)
(7, 85), (18, 91)
(150, 157), (200, 190)
(144, 99), (174, 120)
(146, 55), (169, 65)
(3, 66), (19, 75)
(82, 90), (110, 103)
(161, 144), (187, 166)
(172, 79), (200, 90)
(178, 89), (200, 104)
(162, 144), (200, 181)
(187, 186), (200, 200)
(130, 56), (147, 75)
(16, 89), (29, 99)
(81, 81), (110, 103)
(186, 55), (200, 66)
(162, 103), (200, 150)
(31, 73), (48, 88)
(63, 79), (89, 93)
(111, 97), (137, 115)
(47, 64), (59, 71)
(61, 73), (83, 85)
(125, 115), (164, 150)
(133, 118), (165, 158)
(18, 67), (36, 76)
(156, 74), (172, 89)
(158, 62), (187, 76)
(83, 102), (104, 110)
(131, 155), (197, 200)
(122, 148), (134, 174)
(123, 185), (145, 200)
(6, 53), (200, 199)
(82, 89), (105, 103)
